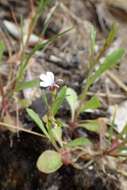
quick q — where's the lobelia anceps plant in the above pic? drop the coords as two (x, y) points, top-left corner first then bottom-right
(26, 25), (126, 174)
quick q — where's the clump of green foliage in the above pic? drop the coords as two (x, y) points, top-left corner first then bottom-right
(0, 0), (126, 175)
(0, 0), (70, 116)
(27, 25), (126, 174)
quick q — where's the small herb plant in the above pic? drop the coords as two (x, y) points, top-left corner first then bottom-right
(0, 0), (70, 119)
(0, 0), (51, 118)
(26, 26), (126, 174)
(0, 0), (125, 175)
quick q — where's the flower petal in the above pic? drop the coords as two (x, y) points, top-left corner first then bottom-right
(40, 74), (47, 82)
(40, 81), (49, 87)
(47, 72), (54, 83)
(40, 71), (55, 88)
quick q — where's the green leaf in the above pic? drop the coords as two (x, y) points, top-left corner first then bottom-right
(79, 120), (101, 133)
(80, 96), (101, 113)
(87, 48), (125, 87)
(51, 127), (63, 146)
(26, 108), (49, 139)
(18, 98), (31, 108)
(90, 26), (96, 56)
(66, 87), (78, 120)
(15, 79), (39, 92)
(16, 28), (72, 82)
(104, 24), (116, 48)
(96, 25), (116, 61)
(120, 123), (127, 137)
(37, 150), (63, 173)
(37, 0), (51, 15)
(118, 147), (127, 155)
(51, 86), (67, 116)
(66, 137), (91, 148)
(0, 41), (5, 64)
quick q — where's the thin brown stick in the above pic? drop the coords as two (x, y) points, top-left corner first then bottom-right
(0, 122), (45, 138)
(87, 91), (125, 99)
(106, 71), (127, 93)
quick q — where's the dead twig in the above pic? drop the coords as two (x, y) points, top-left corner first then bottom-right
(106, 71), (127, 94)
(0, 121), (45, 138)
(87, 91), (125, 99)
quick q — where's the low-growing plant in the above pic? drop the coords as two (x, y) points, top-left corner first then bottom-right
(0, 0), (51, 118)
(0, 0), (126, 175)
(26, 25), (127, 174)
(0, 0), (71, 119)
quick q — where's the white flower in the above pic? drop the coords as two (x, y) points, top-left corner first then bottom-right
(40, 71), (55, 88)
(40, 71), (63, 90)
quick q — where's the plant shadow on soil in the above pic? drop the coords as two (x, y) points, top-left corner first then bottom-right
(0, 129), (120, 190)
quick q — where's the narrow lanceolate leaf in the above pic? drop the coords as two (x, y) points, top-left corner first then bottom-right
(26, 108), (49, 139)
(96, 25), (116, 61)
(90, 26), (96, 56)
(66, 87), (78, 120)
(66, 137), (91, 148)
(37, 150), (63, 174)
(87, 48), (125, 87)
(15, 79), (39, 92)
(51, 86), (67, 116)
(79, 120), (101, 133)
(0, 41), (5, 64)
(121, 123), (127, 137)
(51, 127), (63, 146)
(80, 96), (101, 113)
(104, 24), (116, 48)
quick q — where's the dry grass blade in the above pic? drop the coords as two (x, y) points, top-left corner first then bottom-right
(106, 71), (127, 93)
(87, 91), (125, 99)
(0, 122), (45, 138)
